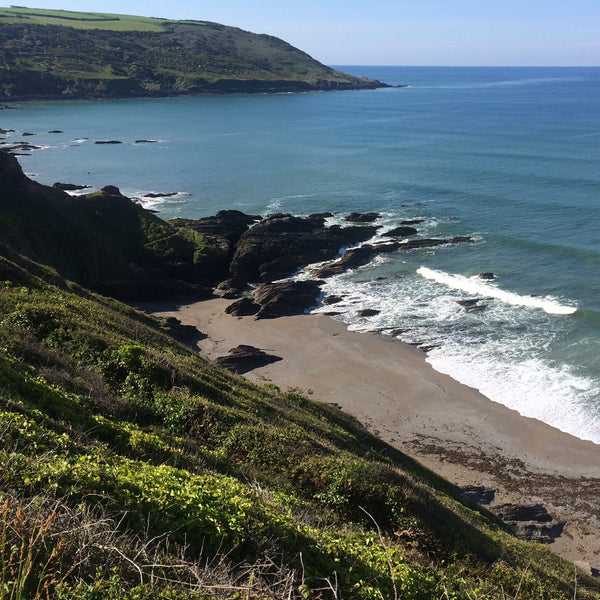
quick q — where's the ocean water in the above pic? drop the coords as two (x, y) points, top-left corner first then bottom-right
(2, 66), (600, 443)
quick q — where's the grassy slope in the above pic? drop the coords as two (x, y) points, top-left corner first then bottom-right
(0, 7), (383, 99)
(0, 163), (598, 598)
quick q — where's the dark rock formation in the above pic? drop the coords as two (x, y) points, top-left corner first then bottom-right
(252, 280), (324, 319)
(226, 213), (376, 288)
(215, 344), (282, 374)
(383, 226), (418, 238)
(460, 485), (495, 505)
(357, 309), (381, 317)
(99, 185), (126, 196)
(135, 139), (159, 143)
(323, 295), (343, 305)
(495, 504), (565, 544)
(143, 192), (178, 198)
(344, 212), (381, 223)
(312, 245), (378, 278)
(52, 182), (92, 191)
(479, 272), (496, 280)
(158, 316), (207, 345)
(95, 140), (123, 144)
(456, 299), (489, 312)
(171, 210), (260, 287)
(225, 297), (260, 317)
(398, 237), (473, 250)
(398, 219), (425, 225)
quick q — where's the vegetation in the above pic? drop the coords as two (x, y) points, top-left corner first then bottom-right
(0, 7), (385, 100)
(0, 152), (598, 597)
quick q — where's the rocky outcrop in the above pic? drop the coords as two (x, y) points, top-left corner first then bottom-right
(252, 280), (324, 319)
(383, 226), (418, 238)
(344, 212), (381, 223)
(52, 182), (92, 191)
(226, 213), (377, 288)
(225, 297), (260, 317)
(495, 504), (565, 544)
(215, 344), (282, 373)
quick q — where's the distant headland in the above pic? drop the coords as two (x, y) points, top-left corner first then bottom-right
(0, 7), (389, 101)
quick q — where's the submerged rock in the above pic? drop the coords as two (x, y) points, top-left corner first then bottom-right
(383, 226), (418, 238)
(344, 212), (381, 223)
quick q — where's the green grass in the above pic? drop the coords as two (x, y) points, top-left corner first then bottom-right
(0, 250), (599, 599)
(0, 7), (168, 31)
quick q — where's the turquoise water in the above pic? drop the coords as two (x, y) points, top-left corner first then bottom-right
(3, 66), (600, 443)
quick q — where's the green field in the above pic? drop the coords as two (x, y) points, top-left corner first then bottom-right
(0, 7), (169, 31)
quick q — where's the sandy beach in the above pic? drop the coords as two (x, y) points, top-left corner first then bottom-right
(140, 297), (600, 571)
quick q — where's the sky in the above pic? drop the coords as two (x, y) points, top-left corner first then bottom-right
(3, 1), (599, 66)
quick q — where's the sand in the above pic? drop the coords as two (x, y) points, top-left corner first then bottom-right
(139, 297), (600, 571)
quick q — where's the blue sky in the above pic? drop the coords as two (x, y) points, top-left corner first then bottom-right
(3, 1), (599, 66)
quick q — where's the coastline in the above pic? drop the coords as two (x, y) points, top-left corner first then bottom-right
(140, 297), (600, 570)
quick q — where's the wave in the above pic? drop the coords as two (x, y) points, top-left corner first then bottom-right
(417, 267), (577, 315)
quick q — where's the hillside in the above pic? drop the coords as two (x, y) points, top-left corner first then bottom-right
(0, 7), (386, 100)
(1, 151), (599, 597)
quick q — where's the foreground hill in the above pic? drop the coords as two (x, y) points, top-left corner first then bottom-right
(0, 7), (386, 100)
(0, 151), (599, 598)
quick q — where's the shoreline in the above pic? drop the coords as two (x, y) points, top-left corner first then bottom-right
(140, 297), (600, 570)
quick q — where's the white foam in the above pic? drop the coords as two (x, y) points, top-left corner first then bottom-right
(417, 267), (577, 315)
(427, 349), (600, 444)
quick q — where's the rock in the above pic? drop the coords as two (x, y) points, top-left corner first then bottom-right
(228, 213), (376, 287)
(312, 245), (377, 278)
(323, 295), (343, 305)
(135, 139), (159, 143)
(225, 297), (260, 317)
(398, 237), (473, 250)
(52, 182), (92, 191)
(253, 279), (324, 319)
(0, 129), (15, 134)
(4, 142), (42, 152)
(398, 219), (425, 225)
(171, 210), (260, 287)
(48, 130), (63, 134)
(383, 226), (418, 238)
(344, 212), (381, 223)
(357, 308), (380, 317)
(21, 131), (36, 136)
(214, 286), (243, 300)
(456, 299), (489, 312)
(158, 316), (206, 344)
(215, 344), (282, 374)
(460, 485), (495, 505)
(143, 192), (178, 198)
(95, 140), (123, 144)
(479, 272), (496, 280)
(99, 185), (126, 197)
(495, 504), (565, 544)
(496, 504), (553, 523)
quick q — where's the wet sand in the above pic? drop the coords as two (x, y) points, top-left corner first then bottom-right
(140, 297), (600, 571)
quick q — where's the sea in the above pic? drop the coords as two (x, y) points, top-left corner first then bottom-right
(2, 66), (600, 444)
